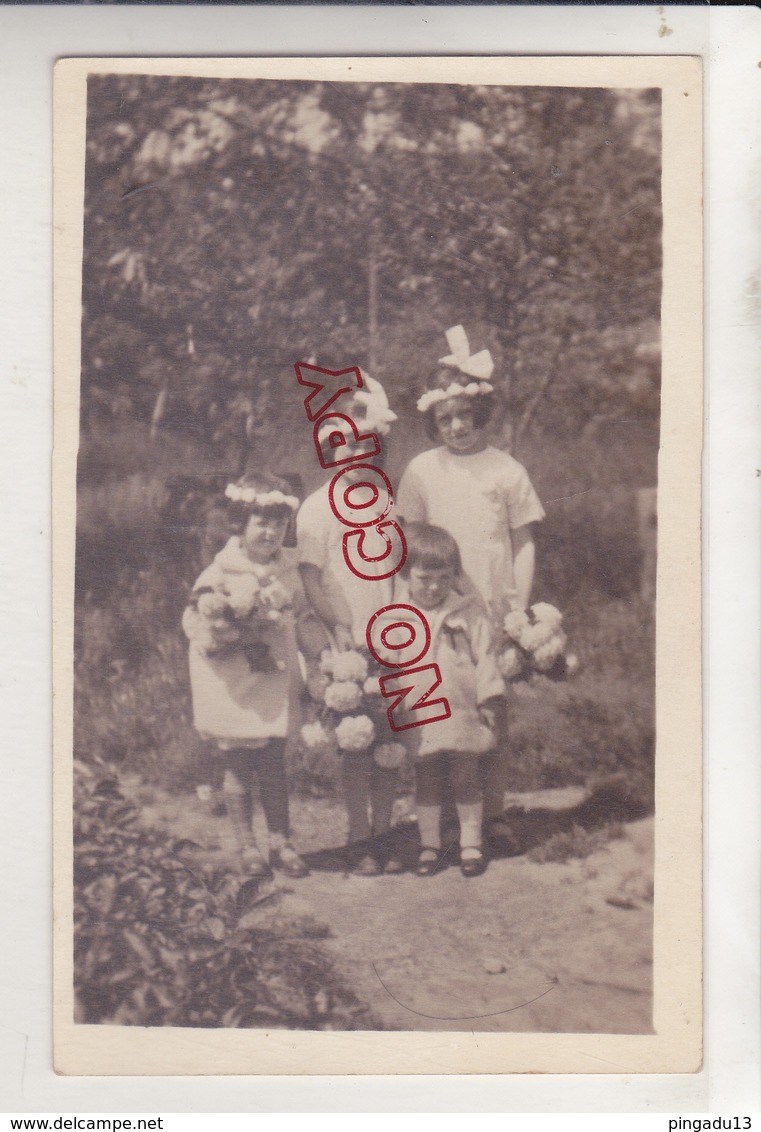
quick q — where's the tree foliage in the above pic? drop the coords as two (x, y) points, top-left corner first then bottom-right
(81, 74), (661, 459)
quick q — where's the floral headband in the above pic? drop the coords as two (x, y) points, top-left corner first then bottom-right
(417, 381), (494, 414)
(416, 325), (495, 413)
(225, 483), (299, 510)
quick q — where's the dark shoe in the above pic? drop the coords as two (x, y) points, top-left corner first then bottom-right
(460, 849), (487, 878)
(416, 848), (443, 877)
(270, 844), (309, 878)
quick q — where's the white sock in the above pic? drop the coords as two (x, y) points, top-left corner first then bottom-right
(457, 801), (484, 857)
(416, 804), (442, 851)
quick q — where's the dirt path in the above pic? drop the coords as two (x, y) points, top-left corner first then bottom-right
(132, 783), (653, 1034)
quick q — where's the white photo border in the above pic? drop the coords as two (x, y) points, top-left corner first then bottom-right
(2, 2), (758, 1114)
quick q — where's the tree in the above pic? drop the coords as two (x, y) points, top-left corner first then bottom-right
(80, 74), (661, 458)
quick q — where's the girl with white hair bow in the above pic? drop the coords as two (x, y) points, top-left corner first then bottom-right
(397, 326), (546, 841)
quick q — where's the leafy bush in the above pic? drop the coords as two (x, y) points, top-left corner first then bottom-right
(74, 569), (198, 785)
(74, 766), (376, 1029)
(507, 596), (654, 811)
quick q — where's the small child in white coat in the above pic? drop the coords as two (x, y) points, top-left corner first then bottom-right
(182, 472), (308, 878)
(377, 522), (507, 877)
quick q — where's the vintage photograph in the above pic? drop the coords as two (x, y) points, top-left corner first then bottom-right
(54, 57), (702, 1074)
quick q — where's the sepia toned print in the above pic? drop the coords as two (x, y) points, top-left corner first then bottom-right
(53, 56), (702, 1075)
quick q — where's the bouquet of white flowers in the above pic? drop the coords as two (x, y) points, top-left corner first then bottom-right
(222, 571), (290, 630)
(299, 719), (335, 754)
(185, 567), (291, 666)
(372, 741), (407, 770)
(300, 648), (386, 756)
(498, 602), (578, 682)
(335, 714), (376, 753)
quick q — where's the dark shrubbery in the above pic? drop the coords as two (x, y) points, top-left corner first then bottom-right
(73, 765), (376, 1029)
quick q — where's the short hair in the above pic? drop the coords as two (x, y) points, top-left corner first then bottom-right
(401, 522), (462, 576)
(422, 369), (496, 441)
(225, 470), (297, 531)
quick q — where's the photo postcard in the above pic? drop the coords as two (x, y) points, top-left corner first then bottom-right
(53, 55), (703, 1075)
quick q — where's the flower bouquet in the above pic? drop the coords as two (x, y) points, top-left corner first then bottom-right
(300, 648), (406, 769)
(184, 568), (291, 671)
(498, 602), (579, 684)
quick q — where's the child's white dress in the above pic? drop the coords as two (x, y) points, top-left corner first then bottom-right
(296, 481), (394, 647)
(183, 537), (301, 746)
(396, 445), (545, 624)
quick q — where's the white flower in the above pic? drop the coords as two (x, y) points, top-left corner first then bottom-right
(498, 646), (524, 681)
(193, 619), (240, 655)
(532, 631), (567, 672)
(565, 653), (580, 677)
(224, 575), (261, 620)
(521, 621), (558, 652)
(319, 649), (336, 675)
(373, 742), (407, 769)
(335, 715), (375, 752)
(300, 721), (333, 750)
(329, 650), (369, 683)
(416, 380), (494, 414)
(324, 681), (362, 712)
(197, 591), (229, 618)
(363, 676), (381, 697)
(503, 609), (530, 642)
(260, 578), (290, 612)
(224, 483), (299, 510)
(530, 602), (564, 632)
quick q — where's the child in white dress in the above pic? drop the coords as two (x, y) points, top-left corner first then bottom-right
(397, 326), (545, 834)
(182, 472), (309, 878)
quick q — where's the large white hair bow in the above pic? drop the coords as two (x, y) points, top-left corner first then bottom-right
(351, 372), (397, 436)
(439, 325), (494, 381)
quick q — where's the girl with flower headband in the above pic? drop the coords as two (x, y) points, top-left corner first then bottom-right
(396, 326), (545, 838)
(182, 471), (311, 879)
(296, 372), (403, 876)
